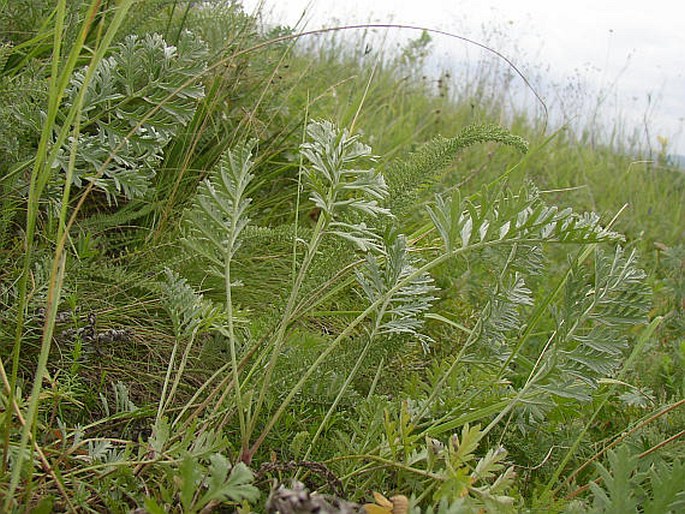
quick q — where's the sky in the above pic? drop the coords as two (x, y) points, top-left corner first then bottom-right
(240, 0), (685, 155)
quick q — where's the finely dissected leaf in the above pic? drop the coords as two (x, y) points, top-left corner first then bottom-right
(300, 119), (390, 249)
(617, 386), (655, 408)
(329, 220), (384, 252)
(113, 381), (137, 413)
(536, 247), (651, 400)
(479, 491), (516, 514)
(479, 272), (533, 355)
(356, 234), (438, 346)
(183, 140), (257, 278)
(424, 414), (516, 507)
(427, 185), (622, 254)
(488, 466), (517, 496)
(0, 60), (47, 179)
(384, 124), (528, 216)
(59, 31), (208, 202)
(426, 192), (463, 253)
(159, 269), (225, 337)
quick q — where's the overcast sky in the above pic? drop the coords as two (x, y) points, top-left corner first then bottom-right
(241, 0), (685, 154)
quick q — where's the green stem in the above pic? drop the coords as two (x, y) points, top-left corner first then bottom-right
(245, 213), (327, 457)
(302, 298), (389, 462)
(225, 210), (247, 455)
(325, 453), (443, 481)
(156, 330), (197, 423)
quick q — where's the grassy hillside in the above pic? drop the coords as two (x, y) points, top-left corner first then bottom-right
(1, 1), (683, 512)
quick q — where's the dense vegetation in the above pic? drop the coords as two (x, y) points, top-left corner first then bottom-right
(1, 1), (684, 512)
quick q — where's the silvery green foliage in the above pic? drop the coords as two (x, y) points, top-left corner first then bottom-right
(160, 269), (225, 338)
(300, 119), (390, 251)
(426, 183), (622, 358)
(113, 381), (137, 413)
(356, 234), (437, 348)
(479, 272), (534, 357)
(535, 247), (651, 401)
(59, 31), (208, 202)
(427, 185), (622, 253)
(182, 140), (256, 280)
(426, 182), (650, 413)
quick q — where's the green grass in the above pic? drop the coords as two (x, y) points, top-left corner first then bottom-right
(0, 1), (683, 512)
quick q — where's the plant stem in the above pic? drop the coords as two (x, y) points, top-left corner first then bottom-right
(302, 298), (389, 461)
(225, 192), (248, 457)
(244, 213), (327, 461)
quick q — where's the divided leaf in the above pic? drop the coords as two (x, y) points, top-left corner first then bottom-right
(199, 456), (259, 506)
(300, 119), (390, 250)
(160, 269), (225, 338)
(60, 31), (208, 202)
(356, 234), (437, 346)
(536, 247), (651, 400)
(183, 140), (257, 278)
(427, 185), (623, 254)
